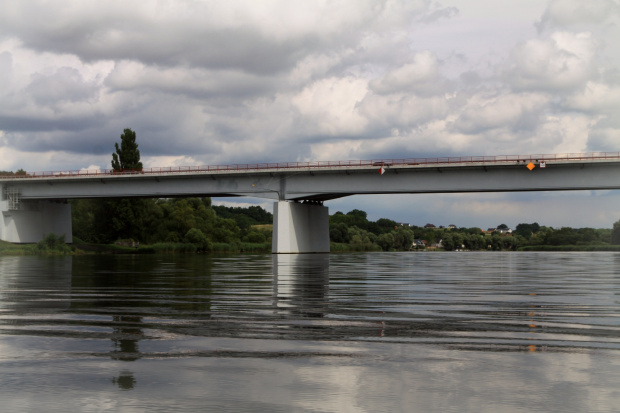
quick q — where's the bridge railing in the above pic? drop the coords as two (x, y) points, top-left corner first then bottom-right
(2, 151), (620, 179)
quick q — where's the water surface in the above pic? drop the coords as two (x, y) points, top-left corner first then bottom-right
(1, 252), (619, 412)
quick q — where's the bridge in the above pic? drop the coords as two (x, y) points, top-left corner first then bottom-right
(2, 152), (620, 253)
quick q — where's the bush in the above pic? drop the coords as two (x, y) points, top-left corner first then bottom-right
(243, 231), (267, 243)
(183, 228), (212, 251)
(37, 233), (71, 253)
(238, 242), (271, 253)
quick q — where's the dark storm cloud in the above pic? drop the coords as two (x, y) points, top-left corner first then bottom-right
(26, 67), (99, 105)
(0, 1), (410, 76)
(27, 26), (320, 75)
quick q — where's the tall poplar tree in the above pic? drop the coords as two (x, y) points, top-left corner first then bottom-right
(93, 128), (150, 242)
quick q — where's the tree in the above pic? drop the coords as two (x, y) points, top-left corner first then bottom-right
(377, 233), (394, 251)
(112, 128), (143, 171)
(95, 129), (149, 242)
(612, 220), (620, 245)
(515, 222), (540, 238)
(330, 222), (350, 243)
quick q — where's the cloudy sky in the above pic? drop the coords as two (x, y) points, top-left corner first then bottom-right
(1, 0), (619, 229)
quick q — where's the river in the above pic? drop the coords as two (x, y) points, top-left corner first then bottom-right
(1, 252), (619, 412)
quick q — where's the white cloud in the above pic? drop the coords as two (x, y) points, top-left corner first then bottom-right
(292, 76), (369, 137)
(565, 81), (620, 113)
(369, 52), (443, 95)
(453, 92), (549, 134)
(537, 0), (620, 30)
(506, 31), (599, 91)
(79, 164), (102, 172)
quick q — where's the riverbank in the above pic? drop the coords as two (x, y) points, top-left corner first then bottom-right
(0, 238), (272, 256)
(3, 239), (620, 256)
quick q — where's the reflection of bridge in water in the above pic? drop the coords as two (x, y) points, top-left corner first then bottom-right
(2, 152), (620, 252)
(273, 254), (329, 318)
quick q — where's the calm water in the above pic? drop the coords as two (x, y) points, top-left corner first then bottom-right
(1, 252), (619, 412)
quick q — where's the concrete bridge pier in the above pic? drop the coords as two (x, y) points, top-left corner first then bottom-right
(272, 201), (330, 254)
(1, 184), (72, 243)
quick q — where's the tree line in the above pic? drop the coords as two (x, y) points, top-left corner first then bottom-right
(71, 197), (273, 252)
(328, 209), (619, 251)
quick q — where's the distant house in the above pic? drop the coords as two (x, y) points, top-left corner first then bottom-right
(448, 224), (456, 229)
(411, 239), (426, 249)
(486, 227), (512, 234)
(424, 223), (436, 228)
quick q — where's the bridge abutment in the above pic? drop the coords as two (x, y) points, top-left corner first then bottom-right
(1, 186), (72, 243)
(272, 201), (330, 254)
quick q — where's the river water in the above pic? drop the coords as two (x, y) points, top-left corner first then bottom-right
(1, 252), (619, 412)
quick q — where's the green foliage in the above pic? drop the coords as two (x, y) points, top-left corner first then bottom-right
(326, 210), (617, 252)
(37, 233), (71, 253)
(515, 222), (540, 238)
(376, 218), (400, 234)
(612, 220), (620, 245)
(0, 169), (28, 177)
(184, 228), (212, 251)
(71, 195), (273, 253)
(392, 228), (414, 250)
(376, 233), (394, 251)
(112, 128), (143, 171)
(442, 232), (463, 251)
(70, 192), (620, 254)
(243, 231), (267, 243)
(237, 242), (271, 253)
(329, 222), (350, 243)
(212, 205), (273, 226)
(0, 240), (38, 255)
(150, 242), (198, 253)
(347, 226), (380, 251)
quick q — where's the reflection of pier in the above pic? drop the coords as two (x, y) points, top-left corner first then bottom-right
(273, 254), (329, 318)
(111, 315), (144, 362)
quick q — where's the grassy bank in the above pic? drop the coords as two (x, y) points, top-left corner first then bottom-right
(0, 234), (74, 256)
(0, 240), (39, 255)
(71, 240), (272, 254)
(5, 238), (620, 256)
(330, 242), (382, 252)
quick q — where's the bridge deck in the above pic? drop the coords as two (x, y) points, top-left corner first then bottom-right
(1, 152), (619, 182)
(2, 152), (620, 203)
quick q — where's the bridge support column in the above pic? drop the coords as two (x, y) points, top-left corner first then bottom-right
(0, 197), (72, 244)
(272, 201), (330, 254)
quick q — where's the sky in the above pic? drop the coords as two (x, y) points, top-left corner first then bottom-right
(1, 0), (620, 229)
